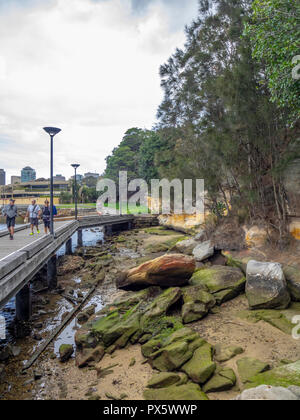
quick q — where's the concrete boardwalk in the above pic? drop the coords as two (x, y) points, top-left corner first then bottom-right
(0, 221), (69, 261)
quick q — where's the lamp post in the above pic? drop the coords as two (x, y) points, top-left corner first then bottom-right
(71, 164), (80, 220)
(43, 127), (61, 235)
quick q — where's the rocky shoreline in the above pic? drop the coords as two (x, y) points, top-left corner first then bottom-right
(0, 225), (300, 400)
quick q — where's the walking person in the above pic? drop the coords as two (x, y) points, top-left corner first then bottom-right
(41, 200), (51, 235)
(26, 199), (41, 236)
(1, 199), (18, 240)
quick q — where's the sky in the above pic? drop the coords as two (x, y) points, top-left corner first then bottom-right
(0, 0), (198, 182)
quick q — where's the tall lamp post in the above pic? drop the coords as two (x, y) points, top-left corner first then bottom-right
(71, 164), (80, 220)
(43, 127), (61, 235)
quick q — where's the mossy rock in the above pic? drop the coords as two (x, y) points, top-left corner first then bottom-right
(214, 344), (244, 363)
(181, 343), (216, 384)
(59, 344), (74, 363)
(181, 286), (216, 324)
(223, 252), (251, 275)
(189, 266), (245, 304)
(144, 383), (209, 401)
(246, 361), (300, 389)
(146, 328), (205, 372)
(237, 308), (297, 335)
(147, 372), (188, 389)
(203, 367), (236, 393)
(237, 357), (270, 384)
(140, 287), (182, 325)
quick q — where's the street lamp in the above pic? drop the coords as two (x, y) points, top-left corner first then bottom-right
(71, 164), (80, 220)
(43, 127), (61, 235)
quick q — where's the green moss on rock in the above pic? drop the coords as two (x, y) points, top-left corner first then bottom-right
(237, 357), (270, 384)
(181, 343), (216, 384)
(143, 383), (209, 401)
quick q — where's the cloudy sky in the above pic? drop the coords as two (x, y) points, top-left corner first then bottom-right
(0, 0), (198, 182)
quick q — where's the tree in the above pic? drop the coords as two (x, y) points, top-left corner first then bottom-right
(245, 0), (300, 123)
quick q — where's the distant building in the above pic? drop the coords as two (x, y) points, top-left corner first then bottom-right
(21, 167), (36, 183)
(11, 176), (21, 185)
(53, 174), (66, 182)
(0, 169), (5, 185)
(84, 172), (100, 179)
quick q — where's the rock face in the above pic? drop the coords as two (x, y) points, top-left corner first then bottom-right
(192, 241), (214, 262)
(246, 260), (291, 310)
(284, 266), (300, 302)
(189, 266), (246, 304)
(181, 286), (216, 324)
(117, 254), (196, 290)
(235, 385), (300, 400)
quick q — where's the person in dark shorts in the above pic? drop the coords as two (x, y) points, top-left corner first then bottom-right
(26, 199), (41, 236)
(42, 200), (51, 234)
(1, 199), (18, 240)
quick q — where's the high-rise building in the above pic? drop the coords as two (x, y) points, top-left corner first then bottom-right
(0, 169), (6, 185)
(11, 176), (21, 185)
(21, 167), (36, 183)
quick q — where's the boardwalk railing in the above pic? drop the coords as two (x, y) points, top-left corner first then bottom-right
(0, 215), (134, 311)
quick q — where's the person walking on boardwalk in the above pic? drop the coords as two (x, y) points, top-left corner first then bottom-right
(26, 199), (41, 236)
(41, 200), (51, 235)
(1, 199), (18, 240)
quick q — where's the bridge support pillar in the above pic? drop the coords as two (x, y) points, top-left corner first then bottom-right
(105, 225), (113, 237)
(66, 238), (72, 255)
(128, 221), (133, 230)
(16, 284), (31, 321)
(47, 255), (57, 290)
(78, 229), (83, 247)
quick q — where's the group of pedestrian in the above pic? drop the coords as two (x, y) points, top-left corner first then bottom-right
(1, 199), (57, 240)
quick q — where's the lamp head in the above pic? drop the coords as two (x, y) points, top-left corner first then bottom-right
(43, 127), (61, 137)
(71, 164), (80, 170)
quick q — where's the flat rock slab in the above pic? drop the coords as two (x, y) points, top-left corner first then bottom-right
(237, 357), (270, 384)
(144, 383), (209, 401)
(246, 360), (300, 389)
(235, 385), (300, 400)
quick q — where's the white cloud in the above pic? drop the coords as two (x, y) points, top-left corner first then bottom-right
(0, 0), (198, 181)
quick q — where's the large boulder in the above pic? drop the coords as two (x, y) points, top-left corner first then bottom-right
(147, 372), (188, 389)
(235, 385), (300, 400)
(144, 383), (208, 401)
(189, 266), (246, 305)
(181, 286), (216, 324)
(246, 260), (291, 310)
(284, 266), (300, 302)
(75, 345), (105, 368)
(192, 241), (214, 262)
(117, 254), (196, 290)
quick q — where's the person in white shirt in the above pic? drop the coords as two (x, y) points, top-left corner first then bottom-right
(26, 199), (41, 236)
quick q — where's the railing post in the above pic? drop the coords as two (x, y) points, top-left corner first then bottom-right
(78, 229), (83, 247)
(47, 254), (57, 290)
(66, 238), (72, 255)
(15, 284), (31, 321)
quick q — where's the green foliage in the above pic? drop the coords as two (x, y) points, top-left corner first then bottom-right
(245, 0), (300, 124)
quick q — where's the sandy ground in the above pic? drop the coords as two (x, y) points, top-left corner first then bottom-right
(1, 227), (300, 401)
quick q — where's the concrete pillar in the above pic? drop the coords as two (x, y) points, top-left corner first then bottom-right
(78, 229), (83, 247)
(65, 237), (72, 255)
(105, 225), (113, 237)
(15, 284), (31, 321)
(47, 254), (57, 290)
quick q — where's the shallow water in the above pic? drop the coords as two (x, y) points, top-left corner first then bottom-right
(0, 227), (105, 345)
